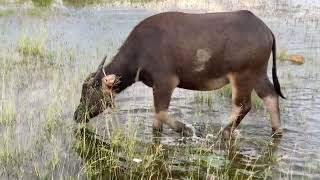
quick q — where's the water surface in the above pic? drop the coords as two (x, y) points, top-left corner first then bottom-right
(0, 1), (320, 179)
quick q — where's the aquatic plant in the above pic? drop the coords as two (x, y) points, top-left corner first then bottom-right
(252, 93), (264, 110)
(0, 10), (14, 17)
(44, 105), (62, 138)
(194, 92), (214, 107)
(25, 8), (44, 16)
(18, 35), (46, 58)
(17, 34), (57, 66)
(72, 120), (283, 179)
(0, 102), (16, 126)
(32, 0), (53, 7)
(278, 49), (289, 61)
(62, 0), (158, 7)
(216, 85), (232, 98)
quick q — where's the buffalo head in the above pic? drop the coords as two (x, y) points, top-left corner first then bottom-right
(74, 56), (117, 123)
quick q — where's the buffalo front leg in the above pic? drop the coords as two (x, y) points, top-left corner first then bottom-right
(223, 74), (253, 138)
(152, 76), (193, 137)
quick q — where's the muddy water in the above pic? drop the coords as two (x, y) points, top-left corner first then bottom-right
(1, 1), (320, 179)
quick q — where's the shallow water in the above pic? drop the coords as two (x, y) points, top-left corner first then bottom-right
(1, 0), (320, 179)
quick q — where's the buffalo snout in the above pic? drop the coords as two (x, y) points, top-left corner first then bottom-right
(73, 105), (88, 123)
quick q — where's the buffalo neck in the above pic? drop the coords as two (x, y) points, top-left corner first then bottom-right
(103, 52), (138, 93)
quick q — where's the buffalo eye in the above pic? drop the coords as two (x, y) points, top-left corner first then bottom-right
(93, 81), (100, 87)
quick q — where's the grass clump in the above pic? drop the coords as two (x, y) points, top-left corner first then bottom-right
(43, 105), (62, 138)
(63, 0), (105, 7)
(126, 0), (157, 3)
(196, 85), (264, 110)
(18, 35), (46, 58)
(194, 92), (214, 107)
(25, 8), (44, 16)
(74, 123), (171, 179)
(0, 102), (17, 126)
(74, 121), (271, 179)
(252, 94), (264, 110)
(32, 147), (61, 179)
(32, 0), (53, 7)
(0, 136), (25, 179)
(0, 147), (22, 175)
(63, 0), (158, 7)
(217, 85), (232, 98)
(17, 34), (56, 66)
(278, 49), (289, 61)
(0, 10), (15, 17)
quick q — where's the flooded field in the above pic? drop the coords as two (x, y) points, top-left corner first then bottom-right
(1, 0), (320, 179)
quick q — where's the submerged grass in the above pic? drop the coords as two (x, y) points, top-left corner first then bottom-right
(194, 85), (264, 110)
(32, 0), (53, 7)
(194, 92), (214, 107)
(17, 34), (57, 67)
(74, 123), (171, 179)
(0, 102), (16, 126)
(217, 85), (232, 98)
(25, 8), (44, 16)
(44, 105), (63, 138)
(278, 49), (289, 62)
(18, 35), (46, 58)
(73, 120), (280, 179)
(62, 0), (158, 7)
(252, 94), (264, 110)
(0, 10), (14, 17)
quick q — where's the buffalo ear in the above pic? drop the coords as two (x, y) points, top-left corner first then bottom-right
(102, 74), (116, 89)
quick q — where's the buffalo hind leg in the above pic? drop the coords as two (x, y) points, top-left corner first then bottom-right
(152, 75), (193, 136)
(254, 76), (282, 136)
(223, 74), (253, 138)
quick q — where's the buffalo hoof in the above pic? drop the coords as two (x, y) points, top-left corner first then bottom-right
(222, 128), (232, 140)
(221, 127), (241, 140)
(152, 124), (163, 133)
(181, 125), (194, 137)
(272, 128), (283, 138)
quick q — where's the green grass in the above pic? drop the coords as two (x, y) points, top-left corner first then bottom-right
(217, 85), (232, 98)
(278, 49), (289, 62)
(0, 102), (16, 126)
(194, 92), (214, 107)
(62, 0), (158, 7)
(63, 0), (105, 6)
(0, 128), (25, 179)
(32, 0), (53, 7)
(25, 8), (44, 16)
(17, 34), (56, 66)
(73, 121), (170, 179)
(252, 94), (264, 110)
(0, 10), (14, 17)
(74, 123), (176, 179)
(18, 35), (46, 58)
(195, 85), (264, 110)
(72, 121), (281, 179)
(0, 0), (157, 6)
(43, 105), (63, 138)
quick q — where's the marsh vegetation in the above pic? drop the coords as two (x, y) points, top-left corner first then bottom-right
(0, 0), (320, 179)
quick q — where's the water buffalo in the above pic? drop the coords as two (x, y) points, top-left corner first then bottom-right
(74, 10), (285, 137)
